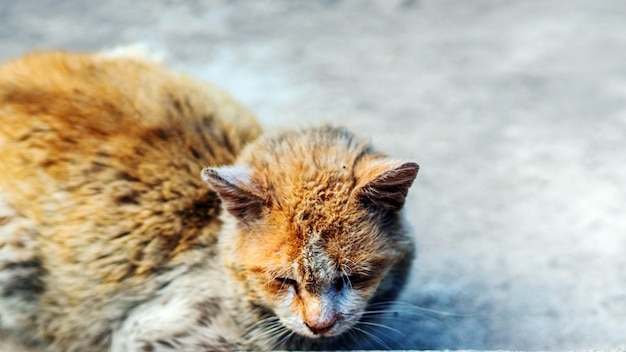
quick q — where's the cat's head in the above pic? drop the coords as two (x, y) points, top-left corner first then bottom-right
(202, 126), (418, 339)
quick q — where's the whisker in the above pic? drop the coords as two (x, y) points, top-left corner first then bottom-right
(360, 308), (444, 320)
(351, 326), (391, 350)
(342, 270), (353, 290)
(345, 328), (365, 349)
(251, 323), (285, 341)
(258, 320), (284, 334)
(368, 300), (480, 318)
(242, 315), (280, 335)
(243, 317), (290, 348)
(273, 329), (295, 349)
(246, 321), (290, 349)
(357, 321), (406, 338)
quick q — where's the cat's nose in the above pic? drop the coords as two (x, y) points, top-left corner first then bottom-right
(305, 317), (336, 335)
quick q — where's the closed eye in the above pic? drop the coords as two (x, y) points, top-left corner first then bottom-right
(332, 274), (370, 291)
(275, 277), (298, 289)
(348, 274), (370, 285)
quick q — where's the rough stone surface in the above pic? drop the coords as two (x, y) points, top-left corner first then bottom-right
(1, 1), (626, 350)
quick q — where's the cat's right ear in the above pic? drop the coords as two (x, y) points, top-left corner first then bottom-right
(201, 166), (266, 222)
(353, 159), (419, 212)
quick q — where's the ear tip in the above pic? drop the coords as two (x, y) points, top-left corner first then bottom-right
(200, 167), (218, 181)
(399, 161), (420, 178)
(403, 161), (419, 171)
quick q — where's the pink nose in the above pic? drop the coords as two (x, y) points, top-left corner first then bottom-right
(305, 317), (336, 335)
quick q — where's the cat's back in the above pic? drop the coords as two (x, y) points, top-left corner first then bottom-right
(0, 50), (260, 245)
(0, 50), (259, 176)
(0, 51), (260, 349)
(0, 50), (260, 218)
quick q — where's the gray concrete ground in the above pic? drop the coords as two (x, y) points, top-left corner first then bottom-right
(1, 0), (626, 350)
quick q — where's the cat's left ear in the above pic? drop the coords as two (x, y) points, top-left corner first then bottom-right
(201, 166), (266, 222)
(353, 160), (419, 211)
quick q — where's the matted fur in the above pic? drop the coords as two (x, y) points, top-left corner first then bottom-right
(0, 51), (418, 351)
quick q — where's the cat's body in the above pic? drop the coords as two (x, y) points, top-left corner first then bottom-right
(0, 51), (418, 351)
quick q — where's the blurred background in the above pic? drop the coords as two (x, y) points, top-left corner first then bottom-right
(1, 0), (626, 350)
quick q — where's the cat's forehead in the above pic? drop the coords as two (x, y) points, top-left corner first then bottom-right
(291, 211), (382, 266)
(244, 126), (373, 186)
(266, 197), (373, 249)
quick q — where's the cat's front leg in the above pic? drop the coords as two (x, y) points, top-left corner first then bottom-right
(111, 271), (251, 352)
(112, 298), (248, 351)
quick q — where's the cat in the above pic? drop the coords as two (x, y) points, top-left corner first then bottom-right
(0, 50), (419, 351)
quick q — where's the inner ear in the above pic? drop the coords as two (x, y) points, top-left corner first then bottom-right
(353, 160), (419, 211)
(201, 166), (266, 222)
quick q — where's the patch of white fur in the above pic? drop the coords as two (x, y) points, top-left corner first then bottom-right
(271, 287), (302, 335)
(0, 193), (39, 330)
(112, 262), (273, 351)
(0, 195), (16, 222)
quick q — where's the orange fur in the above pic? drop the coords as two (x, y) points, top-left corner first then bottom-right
(0, 51), (259, 350)
(0, 50), (418, 351)
(204, 126), (418, 346)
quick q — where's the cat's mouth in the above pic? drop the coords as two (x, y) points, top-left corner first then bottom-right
(284, 314), (356, 339)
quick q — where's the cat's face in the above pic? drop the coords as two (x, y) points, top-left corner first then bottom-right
(202, 127), (418, 339)
(227, 189), (400, 338)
